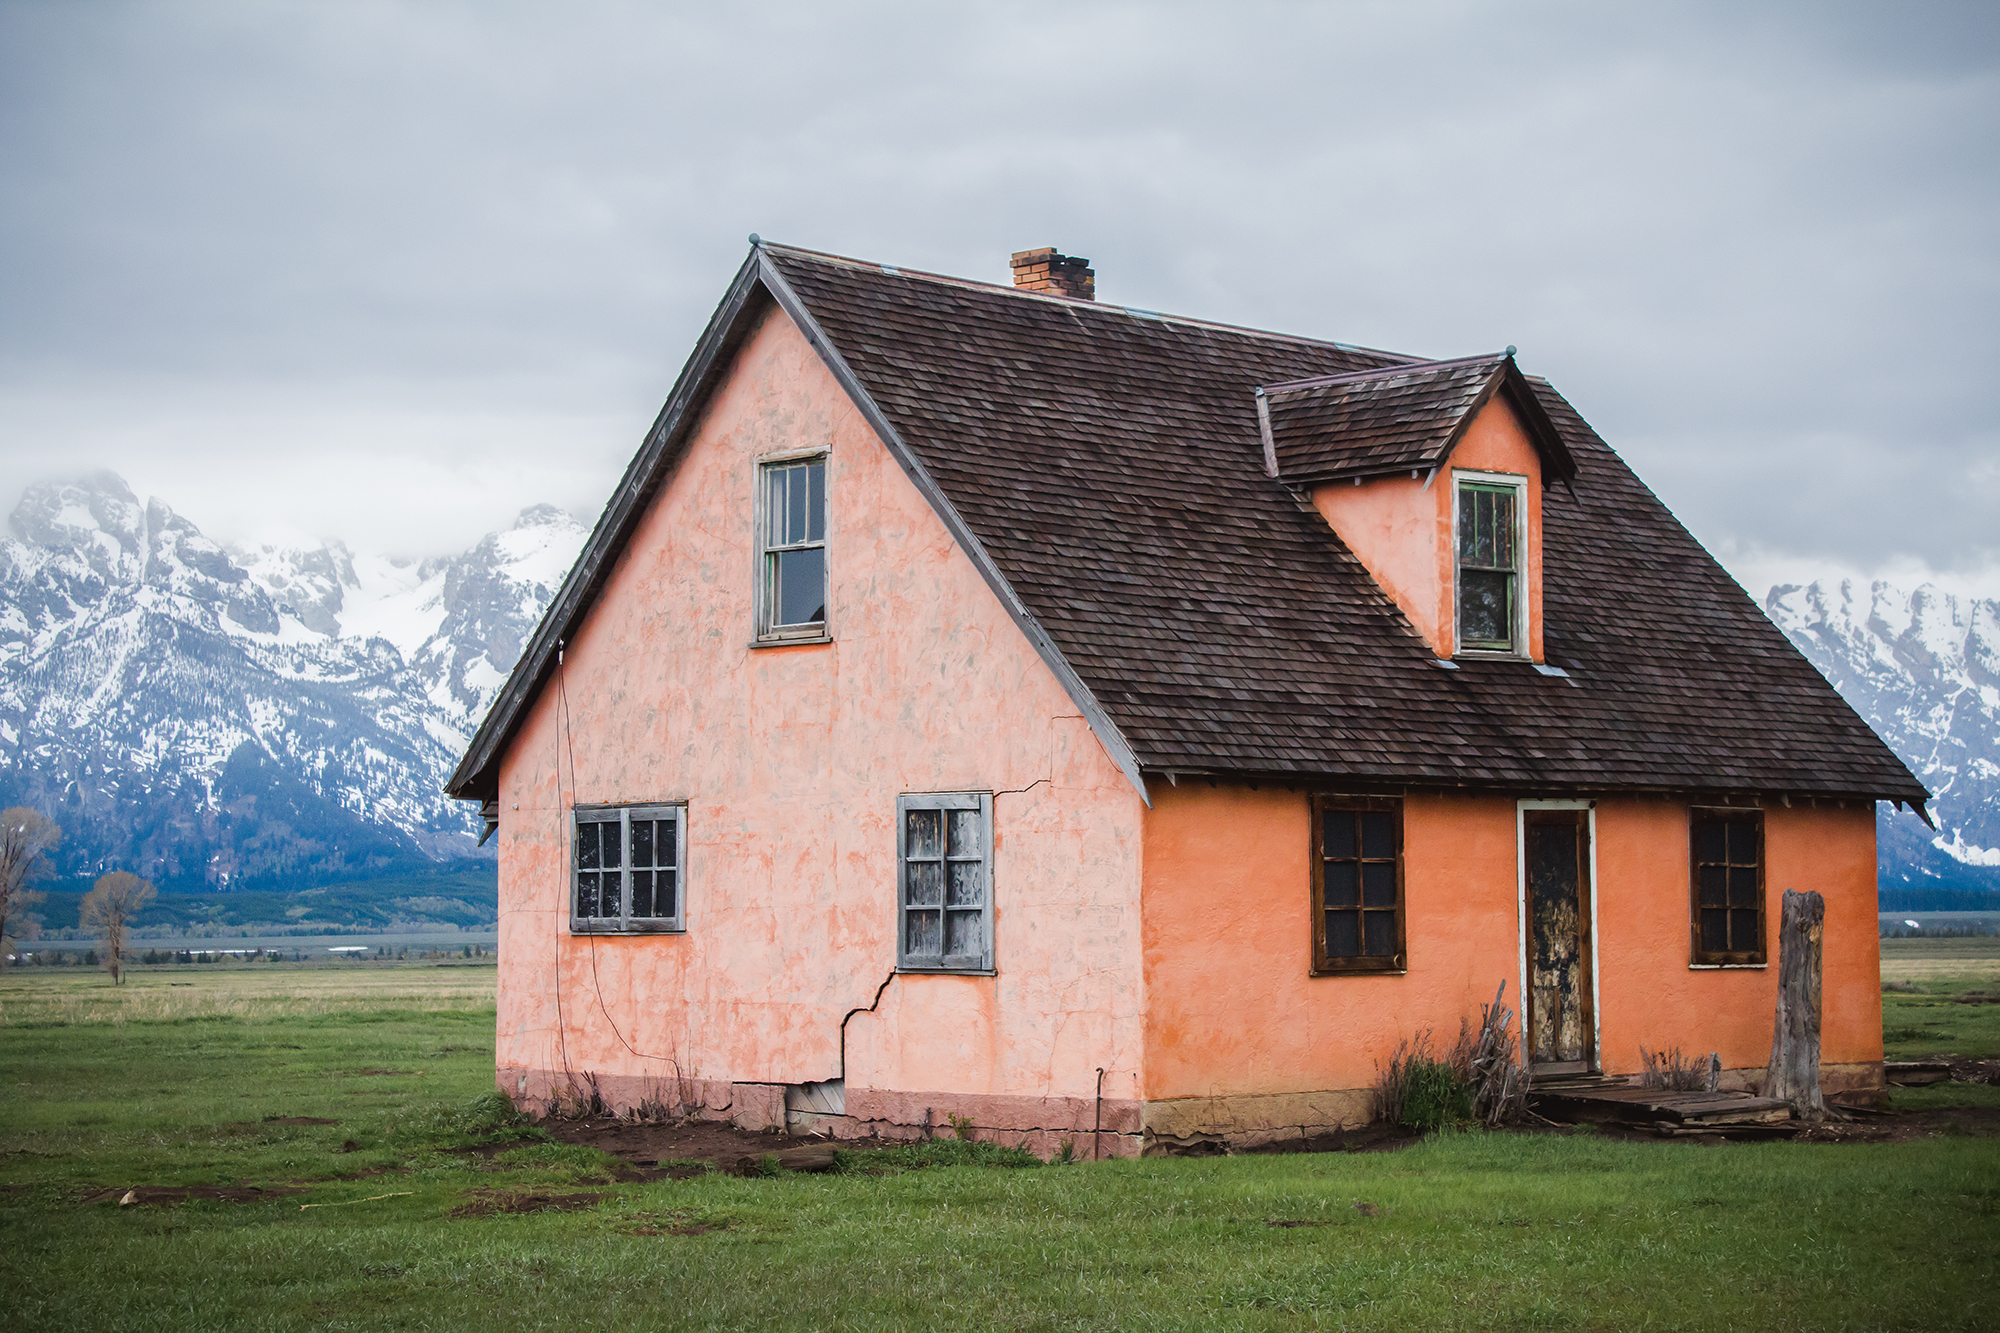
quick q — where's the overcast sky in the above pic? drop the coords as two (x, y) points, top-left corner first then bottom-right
(2, 0), (1995, 598)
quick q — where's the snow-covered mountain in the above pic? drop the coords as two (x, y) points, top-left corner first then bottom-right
(1766, 579), (2000, 896)
(0, 473), (585, 889)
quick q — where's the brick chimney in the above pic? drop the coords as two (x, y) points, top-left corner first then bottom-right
(1010, 247), (1095, 301)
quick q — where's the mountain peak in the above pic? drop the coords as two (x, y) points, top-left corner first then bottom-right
(513, 503), (576, 530)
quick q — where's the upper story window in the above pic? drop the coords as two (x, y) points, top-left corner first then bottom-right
(1455, 472), (1526, 655)
(897, 792), (994, 973)
(757, 455), (827, 641)
(572, 803), (686, 934)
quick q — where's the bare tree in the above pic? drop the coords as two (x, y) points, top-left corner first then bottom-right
(0, 807), (61, 956)
(80, 871), (155, 985)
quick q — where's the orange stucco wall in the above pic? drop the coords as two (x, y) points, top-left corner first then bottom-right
(1142, 786), (1879, 1105)
(1310, 396), (1545, 661)
(493, 303), (1147, 1136)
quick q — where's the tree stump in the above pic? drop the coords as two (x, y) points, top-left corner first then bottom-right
(1765, 888), (1826, 1121)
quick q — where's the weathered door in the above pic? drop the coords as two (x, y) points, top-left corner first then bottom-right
(1524, 809), (1594, 1074)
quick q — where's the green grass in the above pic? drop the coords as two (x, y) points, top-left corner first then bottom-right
(1880, 978), (2000, 1064)
(3, 967), (1998, 1331)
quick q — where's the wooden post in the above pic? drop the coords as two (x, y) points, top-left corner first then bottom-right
(1765, 889), (1826, 1120)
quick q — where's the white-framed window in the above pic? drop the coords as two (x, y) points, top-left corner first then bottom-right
(755, 453), (828, 641)
(571, 803), (686, 934)
(1454, 469), (1527, 656)
(897, 792), (993, 972)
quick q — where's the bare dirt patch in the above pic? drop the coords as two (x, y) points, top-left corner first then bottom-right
(1794, 1105), (2000, 1144)
(538, 1117), (877, 1178)
(83, 1183), (307, 1206)
(449, 1189), (606, 1218)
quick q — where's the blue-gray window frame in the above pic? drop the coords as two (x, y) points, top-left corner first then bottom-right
(570, 802), (687, 935)
(896, 792), (995, 973)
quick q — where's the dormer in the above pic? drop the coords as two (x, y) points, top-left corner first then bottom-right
(1257, 354), (1577, 662)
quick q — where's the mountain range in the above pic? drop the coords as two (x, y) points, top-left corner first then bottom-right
(1765, 580), (2000, 901)
(0, 472), (584, 892)
(1, 471), (1993, 909)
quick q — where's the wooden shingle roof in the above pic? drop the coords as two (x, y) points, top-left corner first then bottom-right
(1259, 355), (1576, 485)
(447, 242), (1926, 810)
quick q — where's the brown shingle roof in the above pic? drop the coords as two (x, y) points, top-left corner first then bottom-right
(1260, 355), (1576, 485)
(448, 243), (1926, 809)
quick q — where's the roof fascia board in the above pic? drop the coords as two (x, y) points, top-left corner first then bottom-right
(756, 251), (1154, 808)
(1499, 368), (1578, 481)
(446, 251), (772, 798)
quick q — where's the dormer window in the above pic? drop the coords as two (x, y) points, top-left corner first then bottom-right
(1257, 353), (1574, 665)
(1455, 472), (1525, 655)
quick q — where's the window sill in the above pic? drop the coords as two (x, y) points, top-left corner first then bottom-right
(1311, 963), (1408, 977)
(1688, 961), (1767, 970)
(896, 965), (996, 977)
(750, 631), (831, 649)
(569, 923), (686, 936)
(1452, 650), (1533, 663)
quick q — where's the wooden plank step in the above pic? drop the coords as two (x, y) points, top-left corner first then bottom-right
(1884, 1061), (1951, 1086)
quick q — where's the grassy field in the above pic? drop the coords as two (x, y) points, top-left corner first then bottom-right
(1878, 933), (2000, 985)
(2, 966), (1997, 1331)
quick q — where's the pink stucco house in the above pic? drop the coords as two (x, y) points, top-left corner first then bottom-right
(448, 242), (1923, 1155)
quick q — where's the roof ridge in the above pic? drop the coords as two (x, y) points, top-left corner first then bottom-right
(756, 240), (1427, 364)
(1260, 352), (1509, 397)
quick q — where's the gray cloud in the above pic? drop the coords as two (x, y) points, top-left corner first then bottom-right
(1, 0), (1995, 581)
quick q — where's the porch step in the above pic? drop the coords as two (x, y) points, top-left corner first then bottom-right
(1531, 1078), (1795, 1133)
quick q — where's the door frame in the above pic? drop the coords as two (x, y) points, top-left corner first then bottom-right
(1516, 799), (1600, 1075)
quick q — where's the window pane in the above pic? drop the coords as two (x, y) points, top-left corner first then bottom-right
(786, 463), (808, 543)
(774, 548), (826, 626)
(1327, 910), (1359, 959)
(906, 809), (942, 859)
(1364, 910), (1397, 957)
(576, 872), (599, 919)
(1459, 570), (1512, 646)
(1701, 908), (1728, 954)
(630, 869), (654, 918)
(1694, 818), (1726, 864)
(632, 819), (653, 869)
(768, 465), (794, 545)
(1458, 489), (1482, 564)
(1362, 862), (1396, 907)
(1323, 861), (1359, 908)
(1730, 909), (1759, 952)
(1322, 810), (1356, 860)
(1698, 864), (1726, 907)
(906, 909), (941, 957)
(906, 861), (943, 907)
(945, 909), (984, 958)
(601, 825), (622, 869)
(1728, 866), (1759, 907)
(1729, 819), (1760, 866)
(1490, 490), (1514, 567)
(576, 822), (601, 870)
(1360, 812), (1395, 859)
(807, 461), (826, 543)
(946, 860), (983, 907)
(946, 808), (982, 857)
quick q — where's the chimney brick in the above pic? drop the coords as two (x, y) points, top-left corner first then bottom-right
(1010, 247), (1095, 301)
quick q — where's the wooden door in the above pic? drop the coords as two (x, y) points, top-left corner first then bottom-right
(1524, 809), (1594, 1074)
